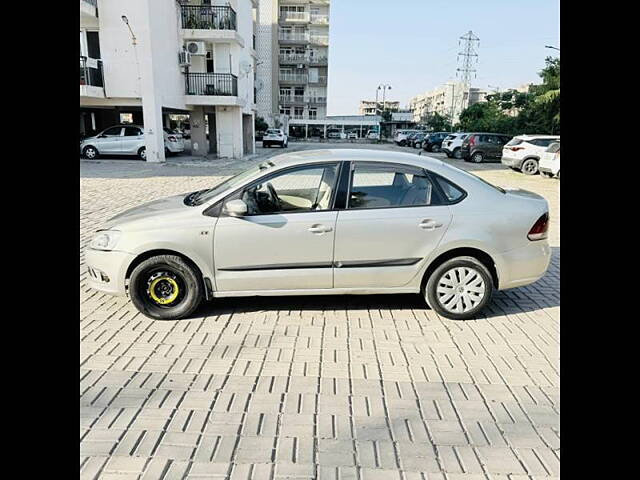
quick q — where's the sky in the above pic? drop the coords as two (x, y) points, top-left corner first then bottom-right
(325, 0), (560, 116)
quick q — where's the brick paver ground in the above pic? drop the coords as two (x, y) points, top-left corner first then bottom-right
(80, 143), (559, 480)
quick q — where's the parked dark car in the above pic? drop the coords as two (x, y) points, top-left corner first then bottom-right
(460, 132), (513, 163)
(410, 132), (428, 149)
(422, 132), (450, 152)
(404, 132), (419, 147)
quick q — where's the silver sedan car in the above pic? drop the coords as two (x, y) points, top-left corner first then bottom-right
(85, 149), (551, 320)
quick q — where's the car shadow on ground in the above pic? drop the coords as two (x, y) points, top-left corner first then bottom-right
(190, 247), (560, 321)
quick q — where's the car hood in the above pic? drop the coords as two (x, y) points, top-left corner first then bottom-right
(103, 193), (192, 229)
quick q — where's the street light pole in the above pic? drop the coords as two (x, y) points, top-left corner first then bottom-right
(545, 45), (560, 52)
(377, 83), (392, 141)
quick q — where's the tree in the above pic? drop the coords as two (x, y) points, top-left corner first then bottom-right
(424, 112), (451, 132)
(254, 115), (268, 132)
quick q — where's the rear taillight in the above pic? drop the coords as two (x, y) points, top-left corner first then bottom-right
(468, 135), (476, 146)
(168, 136), (177, 142)
(528, 213), (549, 241)
(509, 146), (524, 151)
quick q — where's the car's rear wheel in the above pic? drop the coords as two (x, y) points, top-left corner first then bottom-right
(425, 256), (493, 320)
(521, 158), (539, 175)
(138, 147), (146, 160)
(83, 146), (98, 159)
(129, 255), (203, 320)
(431, 144), (441, 153)
(453, 148), (462, 159)
(471, 152), (484, 163)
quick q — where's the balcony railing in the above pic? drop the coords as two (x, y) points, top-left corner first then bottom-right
(309, 34), (329, 45)
(279, 31), (309, 42)
(280, 11), (310, 22)
(309, 75), (327, 85)
(310, 14), (329, 24)
(279, 53), (308, 64)
(307, 96), (327, 104)
(279, 73), (308, 83)
(308, 55), (328, 65)
(280, 95), (306, 104)
(185, 72), (238, 96)
(80, 56), (104, 88)
(180, 5), (237, 31)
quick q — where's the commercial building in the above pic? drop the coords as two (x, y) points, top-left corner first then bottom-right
(409, 82), (487, 125)
(80, 0), (258, 161)
(358, 100), (400, 116)
(256, 0), (330, 126)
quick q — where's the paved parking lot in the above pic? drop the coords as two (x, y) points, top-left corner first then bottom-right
(80, 143), (559, 480)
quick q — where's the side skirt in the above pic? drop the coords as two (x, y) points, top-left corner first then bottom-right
(212, 287), (420, 298)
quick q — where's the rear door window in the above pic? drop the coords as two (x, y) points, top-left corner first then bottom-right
(102, 127), (122, 136)
(124, 127), (142, 136)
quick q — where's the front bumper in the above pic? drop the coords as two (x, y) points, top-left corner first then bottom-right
(85, 248), (135, 296)
(501, 155), (524, 168)
(499, 241), (552, 290)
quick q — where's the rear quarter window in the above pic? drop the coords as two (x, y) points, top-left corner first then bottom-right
(430, 173), (467, 204)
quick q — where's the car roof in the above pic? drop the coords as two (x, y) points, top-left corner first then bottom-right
(267, 149), (447, 171)
(515, 134), (560, 139)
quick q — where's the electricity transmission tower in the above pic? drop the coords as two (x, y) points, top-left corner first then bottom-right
(455, 30), (480, 115)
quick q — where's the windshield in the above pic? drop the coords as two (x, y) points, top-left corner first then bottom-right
(185, 164), (268, 206)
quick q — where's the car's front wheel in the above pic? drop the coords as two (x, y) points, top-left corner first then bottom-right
(83, 146), (98, 159)
(431, 144), (441, 153)
(138, 147), (146, 160)
(425, 256), (493, 320)
(521, 158), (539, 175)
(129, 255), (203, 320)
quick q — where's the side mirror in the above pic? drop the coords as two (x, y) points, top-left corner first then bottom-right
(224, 199), (248, 217)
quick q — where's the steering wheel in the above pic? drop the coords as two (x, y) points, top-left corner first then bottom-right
(266, 182), (282, 211)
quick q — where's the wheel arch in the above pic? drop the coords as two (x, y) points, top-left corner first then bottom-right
(420, 247), (500, 291)
(125, 249), (213, 299)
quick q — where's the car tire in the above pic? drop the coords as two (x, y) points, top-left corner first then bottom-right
(129, 255), (203, 320)
(431, 144), (441, 153)
(138, 147), (146, 160)
(424, 256), (493, 320)
(453, 148), (462, 159)
(557, 170), (560, 180)
(521, 158), (539, 175)
(83, 146), (99, 159)
(471, 152), (484, 163)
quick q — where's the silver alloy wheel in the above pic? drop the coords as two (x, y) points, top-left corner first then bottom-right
(453, 148), (461, 159)
(471, 152), (483, 163)
(522, 159), (538, 175)
(84, 147), (96, 159)
(436, 266), (486, 314)
(139, 148), (146, 160)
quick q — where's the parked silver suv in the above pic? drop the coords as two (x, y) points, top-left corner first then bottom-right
(80, 125), (185, 160)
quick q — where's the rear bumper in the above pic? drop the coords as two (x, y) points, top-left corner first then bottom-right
(167, 142), (185, 153)
(85, 248), (135, 296)
(499, 241), (552, 290)
(501, 155), (524, 168)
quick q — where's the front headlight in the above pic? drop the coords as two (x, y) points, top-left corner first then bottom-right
(89, 230), (121, 251)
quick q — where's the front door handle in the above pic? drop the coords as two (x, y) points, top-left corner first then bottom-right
(419, 219), (443, 230)
(309, 224), (333, 234)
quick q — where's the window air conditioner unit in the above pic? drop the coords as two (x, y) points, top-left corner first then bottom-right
(186, 41), (206, 55)
(178, 51), (192, 66)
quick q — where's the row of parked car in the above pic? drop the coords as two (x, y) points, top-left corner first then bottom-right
(394, 129), (560, 179)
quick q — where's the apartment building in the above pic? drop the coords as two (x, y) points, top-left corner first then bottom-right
(358, 100), (400, 116)
(256, 0), (330, 126)
(408, 82), (487, 125)
(80, 0), (258, 162)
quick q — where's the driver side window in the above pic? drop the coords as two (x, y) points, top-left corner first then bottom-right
(231, 164), (339, 215)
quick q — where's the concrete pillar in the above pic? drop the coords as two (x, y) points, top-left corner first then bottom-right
(323, 124), (327, 140)
(190, 107), (207, 157)
(164, 114), (171, 128)
(216, 106), (243, 158)
(305, 124), (308, 139)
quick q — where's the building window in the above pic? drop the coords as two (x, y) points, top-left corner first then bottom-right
(308, 108), (317, 119)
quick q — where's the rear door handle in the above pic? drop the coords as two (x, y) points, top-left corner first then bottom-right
(309, 224), (332, 234)
(419, 219), (443, 230)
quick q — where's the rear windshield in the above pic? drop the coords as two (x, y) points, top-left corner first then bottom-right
(506, 138), (523, 146)
(266, 129), (280, 134)
(440, 162), (506, 194)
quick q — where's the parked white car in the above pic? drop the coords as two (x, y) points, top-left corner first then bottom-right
(539, 141), (560, 179)
(81, 125), (185, 160)
(347, 132), (359, 139)
(442, 133), (468, 159)
(394, 130), (420, 146)
(86, 149), (551, 321)
(366, 130), (380, 140)
(262, 128), (288, 148)
(501, 135), (560, 175)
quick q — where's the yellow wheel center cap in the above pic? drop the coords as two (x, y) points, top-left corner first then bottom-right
(149, 276), (180, 305)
